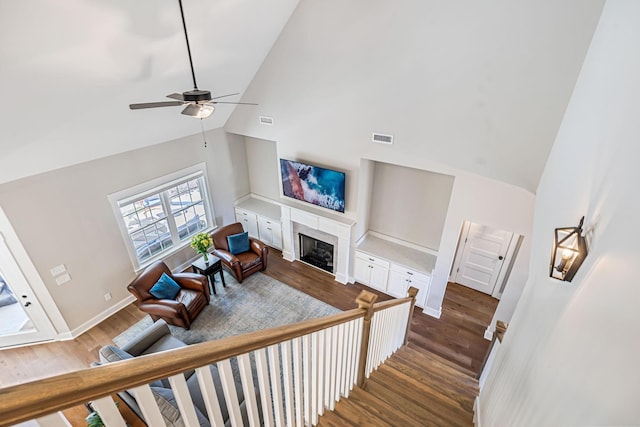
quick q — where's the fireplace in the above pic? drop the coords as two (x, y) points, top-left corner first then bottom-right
(299, 233), (334, 273)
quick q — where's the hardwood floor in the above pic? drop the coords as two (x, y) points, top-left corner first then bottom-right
(0, 249), (497, 424)
(263, 250), (498, 375)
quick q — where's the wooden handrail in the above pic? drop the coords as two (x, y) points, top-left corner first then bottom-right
(0, 292), (416, 427)
(372, 294), (414, 312)
(0, 309), (363, 427)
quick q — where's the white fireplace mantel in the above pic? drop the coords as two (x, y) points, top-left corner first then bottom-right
(280, 203), (355, 284)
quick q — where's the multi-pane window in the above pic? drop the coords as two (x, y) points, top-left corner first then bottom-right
(109, 165), (214, 269)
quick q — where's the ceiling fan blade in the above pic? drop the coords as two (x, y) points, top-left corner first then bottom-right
(212, 101), (259, 105)
(167, 93), (185, 101)
(129, 101), (184, 110)
(211, 92), (240, 100)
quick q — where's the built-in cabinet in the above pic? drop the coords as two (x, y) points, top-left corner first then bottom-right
(257, 216), (282, 249)
(234, 207), (260, 239)
(355, 234), (437, 308)
(234, 197), (283, 250)
(354, 252), (390, 291)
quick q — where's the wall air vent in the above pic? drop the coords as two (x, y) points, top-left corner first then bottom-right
(259, 116), (274, 126)
(372, 132), (393, 144)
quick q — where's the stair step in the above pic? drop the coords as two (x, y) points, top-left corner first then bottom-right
(371, 364), (474, 427)
(333, 395), (392, 427)
(316, 344), (478, 426)
(379, 360), (475, 411)
(364, 374), (452, 426)
(316, 407), (355, 427)
(404, 344), (478, 379)
(349, 387), (423, 427)
(385, 355), (478, 410)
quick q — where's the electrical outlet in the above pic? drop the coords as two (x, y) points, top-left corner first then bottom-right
(50, 264), (66, 277)
(55, 273), (71, 285)
(104, 293), (112, 301)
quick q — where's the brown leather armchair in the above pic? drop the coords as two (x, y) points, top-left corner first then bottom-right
(127, 260), (210, 329)
(211, 222), (268, 283)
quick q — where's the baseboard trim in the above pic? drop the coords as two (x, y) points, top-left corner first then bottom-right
(64, 295), (136, 340)
(422, 305), (442, 319)
(474, 397), (482, 427)
(282, 250), (294, 262)
(335, 272), (348, 285)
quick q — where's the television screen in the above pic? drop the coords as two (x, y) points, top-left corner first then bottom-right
(280, 159), (346, 213)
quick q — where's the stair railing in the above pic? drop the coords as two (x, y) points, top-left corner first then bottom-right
(0, 287), (418, 427)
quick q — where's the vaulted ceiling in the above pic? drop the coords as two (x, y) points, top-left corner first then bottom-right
(0, 0), (299, 184)
(0, 0), (605, 192)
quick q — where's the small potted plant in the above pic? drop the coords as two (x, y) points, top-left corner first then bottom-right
(190, 232), (213, 262)
(85, 410), (104, 427)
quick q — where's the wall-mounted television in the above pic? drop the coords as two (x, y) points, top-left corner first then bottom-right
(280, 159), (346, 213)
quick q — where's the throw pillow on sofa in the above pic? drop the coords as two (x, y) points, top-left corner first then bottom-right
(227, 232), (250, 255)
(149, 273), (181, 300)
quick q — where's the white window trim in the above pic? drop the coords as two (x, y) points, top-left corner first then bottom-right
(108, 163), (216, 271)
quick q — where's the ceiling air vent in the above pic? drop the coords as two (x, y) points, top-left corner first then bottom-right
(259, 116), (274, 126)
(372, 132), (393, 144)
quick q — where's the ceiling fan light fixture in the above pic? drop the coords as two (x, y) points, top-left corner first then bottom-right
(181, 103), (214, 118)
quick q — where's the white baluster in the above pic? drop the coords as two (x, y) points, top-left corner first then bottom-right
(335, 322), (345, 403)
(316, 329), (325, 417)
(92, 396), (126, 427)
(292, 337), (304, 427)
(218, 359), (244, 427)
(195, 366), (225, 427)
(281, 340), (295, 426)
(238, 353), (261, 427)
(268, 344), (286, 426)
(311, 331), (319, 425)
(34, 412), (72, 427)
(255, 348), (275, 427)
(323, 326), (332, 410)
(132, 384), (166, 426)
(302, 333), (312, 426)
(328, 325), (338, 410)
(168, 372), (200, 427)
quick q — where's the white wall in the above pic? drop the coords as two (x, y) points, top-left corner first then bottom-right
(369, 162), (454, 250)
(244, 136), (280, 201)
(0, 129), (248, 332)
(226, 0), (603, 193)
(479, 2), (640, 424)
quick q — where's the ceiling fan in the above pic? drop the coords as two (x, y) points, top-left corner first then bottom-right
(129, 0), (257, 119)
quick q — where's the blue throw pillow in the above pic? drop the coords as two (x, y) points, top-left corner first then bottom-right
(149, 273), (181, 300)
(227, 231), (250, 255)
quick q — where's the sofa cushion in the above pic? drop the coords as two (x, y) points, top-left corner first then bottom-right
(151, 386), (210, 427)
(227, 232), (250, 255)
(149, 273), (181, 300)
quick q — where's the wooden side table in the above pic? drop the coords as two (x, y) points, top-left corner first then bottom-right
(191, 255), (226, 295)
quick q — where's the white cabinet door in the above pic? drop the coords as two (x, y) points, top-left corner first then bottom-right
(354, 255), (371, 284)
(235, 208), (259, 238)
(411, 272), (431, 308)
(387, 269), (409, 298)
(354, 252), (389, 291)
(389, 264), (432, 307)
(258, 216), (282, 250)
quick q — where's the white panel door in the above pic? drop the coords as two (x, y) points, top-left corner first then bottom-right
(453, 222), (513, 295)
(0, 233), (56, 348)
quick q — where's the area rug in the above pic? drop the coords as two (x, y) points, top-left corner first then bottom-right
(113, 271), (341, 347)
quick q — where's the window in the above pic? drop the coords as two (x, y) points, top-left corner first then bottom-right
(109, 164), (215, 269)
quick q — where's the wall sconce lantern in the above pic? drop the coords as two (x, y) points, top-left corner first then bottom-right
(550, 216), (588, 282)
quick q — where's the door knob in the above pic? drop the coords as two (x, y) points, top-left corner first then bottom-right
(498, 255), (504, 260)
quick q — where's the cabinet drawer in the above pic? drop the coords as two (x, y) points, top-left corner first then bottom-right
(389, 263), (429, 283)
(355, 251), (389, 269)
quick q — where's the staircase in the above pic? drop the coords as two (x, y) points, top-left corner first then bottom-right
(318, 343), (479, 427)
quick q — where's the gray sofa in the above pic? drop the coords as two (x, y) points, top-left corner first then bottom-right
(98, 319), (253, 427)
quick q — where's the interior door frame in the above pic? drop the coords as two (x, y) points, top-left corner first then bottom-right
(0, 206), (68, 347)
(450, 220), (521, 299)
